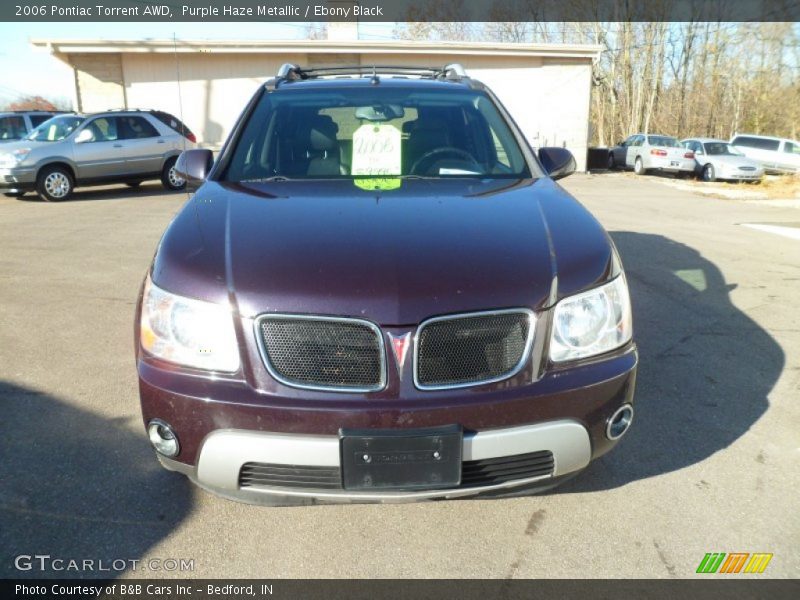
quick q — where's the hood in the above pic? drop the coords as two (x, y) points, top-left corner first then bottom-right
(152, 178), (614, 326)
(708, 154), (762, 169)
(0, 139), (57, 161)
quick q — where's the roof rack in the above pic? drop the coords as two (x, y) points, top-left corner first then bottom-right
(274, 63), (470, 85)
(0, 109), (69, 113)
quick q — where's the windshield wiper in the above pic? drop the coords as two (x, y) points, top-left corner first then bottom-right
(242, 175), (293, 183)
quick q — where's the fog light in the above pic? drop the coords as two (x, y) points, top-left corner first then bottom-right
(606, 404), (634, 440)
(147, 419), (180, 457)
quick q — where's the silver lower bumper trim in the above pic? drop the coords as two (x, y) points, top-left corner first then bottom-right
(163, 420), (591, 504)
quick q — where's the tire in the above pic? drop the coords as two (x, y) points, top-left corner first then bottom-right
(126, 181), (142, 188)
(607, 153), (615, 170)
(36, 165), (73, 202)
(161, 157), (186, 191)
(702, 164), (716, 182)
(634, 156), (646, 175)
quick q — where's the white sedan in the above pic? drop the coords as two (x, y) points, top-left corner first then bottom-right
(682, 138), (764, 182)
(609, 133), (696, 176)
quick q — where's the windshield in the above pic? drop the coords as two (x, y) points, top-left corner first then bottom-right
(704, 142), (743, 156)
(26, 115), (85, 142)
(648, 136), (680, 147)
(223, 85), (534, 181)
(0, 115), (28, 140)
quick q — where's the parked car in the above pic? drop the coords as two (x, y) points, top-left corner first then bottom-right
(608, 133), (695, 176)
(730, 134), (800, 175)
(681, 138), (765, 182)
(135, 64), (637, 505)
(0, 109), (196, 201)
(0, 110), (65, 142)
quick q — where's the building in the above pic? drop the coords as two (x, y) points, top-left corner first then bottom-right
(32, 33), (601, 170)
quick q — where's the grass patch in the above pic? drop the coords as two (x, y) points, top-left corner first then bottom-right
(759, 175), (800, 199)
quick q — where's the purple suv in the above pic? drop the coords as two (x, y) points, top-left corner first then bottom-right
(135, 64), (637, 504)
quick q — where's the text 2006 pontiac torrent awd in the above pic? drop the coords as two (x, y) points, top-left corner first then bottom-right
(135, 64), (637, 505)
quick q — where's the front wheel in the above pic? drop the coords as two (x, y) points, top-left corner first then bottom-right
(161, 157), (186, 191)
(634, 157), (647, 175)
(36, 166), (74, 202)
(702, 164), (716, 182)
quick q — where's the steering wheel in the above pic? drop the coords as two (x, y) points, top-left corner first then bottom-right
(410, 146), (481, 175)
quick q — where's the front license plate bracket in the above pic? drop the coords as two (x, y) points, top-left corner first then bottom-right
(340, 425), (463, 491)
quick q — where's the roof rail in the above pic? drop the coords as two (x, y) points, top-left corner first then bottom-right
(273, 64), (470, 84)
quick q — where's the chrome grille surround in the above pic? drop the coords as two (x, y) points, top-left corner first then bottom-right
(413, 308), (536, 390)
(254, 314), (386, 393)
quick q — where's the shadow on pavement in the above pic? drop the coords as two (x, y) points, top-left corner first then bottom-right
(0, 381), (193, 578)
(15, 183), (182, 203)
(559, 231), (783, 492)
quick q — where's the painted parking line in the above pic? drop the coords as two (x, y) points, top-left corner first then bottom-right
(741, 223), (800, 241)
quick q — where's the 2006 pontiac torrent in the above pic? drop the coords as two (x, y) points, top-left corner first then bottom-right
(135, 64), (637, 505)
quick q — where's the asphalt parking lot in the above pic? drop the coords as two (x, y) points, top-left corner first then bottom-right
(1, 174), (798, 578)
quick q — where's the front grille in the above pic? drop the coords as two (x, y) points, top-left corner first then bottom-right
(739, 166), (756, 171)
(257, 315), (385, 391)
(238, 450), (554, 490)
(239, 463), (342, 489)
(415, 310), (533, 389)
(460, 450), (554, 487)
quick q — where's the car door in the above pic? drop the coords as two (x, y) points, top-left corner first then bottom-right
(613, 136), (632, 164)
(71, 116), (128, 180)
(117, 115), (165, 176)
(625, 135), (643, 167)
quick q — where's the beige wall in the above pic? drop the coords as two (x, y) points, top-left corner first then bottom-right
(66, 53), (126, 113)
(71, 51), (592, 170)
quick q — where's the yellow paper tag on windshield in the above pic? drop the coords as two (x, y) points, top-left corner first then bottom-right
(351, 124), (401, 176)
(353, 177), (402, 191)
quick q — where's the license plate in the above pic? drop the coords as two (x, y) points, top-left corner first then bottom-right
(670, 161), (680, 167)
(340, 425), (462, 490)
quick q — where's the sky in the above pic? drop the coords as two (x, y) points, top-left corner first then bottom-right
(0, 22), (398, 106)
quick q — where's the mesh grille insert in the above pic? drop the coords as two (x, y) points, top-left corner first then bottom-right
(416, 311), (532, 388)
(259, 316), (384, 390)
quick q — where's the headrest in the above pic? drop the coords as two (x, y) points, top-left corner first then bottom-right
(307, 115), (339, 152)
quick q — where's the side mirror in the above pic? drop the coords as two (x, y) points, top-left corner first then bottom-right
(538, 147), (576, 180)
(175, 149), (214, 191)
(75, 129), (93, 144)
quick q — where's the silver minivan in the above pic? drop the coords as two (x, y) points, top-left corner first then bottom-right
(0, 109), (196, 201)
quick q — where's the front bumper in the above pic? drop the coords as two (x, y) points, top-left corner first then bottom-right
(138, 344), (637, 504)
(159, 420), (592, 504)
(0, 166), (36, 190)
(715, 166), (764, 181)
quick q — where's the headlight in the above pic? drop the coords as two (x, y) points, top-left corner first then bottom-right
(549, 275), (632, 362)
(140, 276), (240, 372)
(11, 148), (31, 162)
(0, 149), (31, 166)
